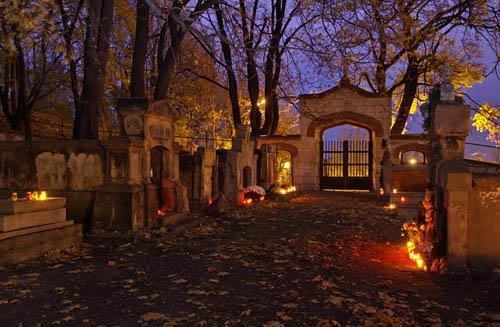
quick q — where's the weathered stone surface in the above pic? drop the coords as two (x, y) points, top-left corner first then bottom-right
(93, 184), (145, 231)
(0, 223), (81, 266)
(36, 152), (66, 189)
(0, 220), (73, 241)
(0, 197), (65, 215)
(432, 103), (470, 136)
(0, 208), (66, 232)
(67, 153), (104, 189)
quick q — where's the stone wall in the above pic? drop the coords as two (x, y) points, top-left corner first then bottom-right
(467, 174), (500, 272)
(0, 140), (105, 228)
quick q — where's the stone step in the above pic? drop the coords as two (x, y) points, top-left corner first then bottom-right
(0, 223), (82, 266)
(0, 208), (66, 232)
(0, 220), (74, 241)
(0, 197), (66, 215)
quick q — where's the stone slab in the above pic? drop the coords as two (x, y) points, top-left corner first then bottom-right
(0, 197), (66, 215)
(0, 220), (73, 241)
(0, 208), (66, 232)
(0, 224), (82, 266)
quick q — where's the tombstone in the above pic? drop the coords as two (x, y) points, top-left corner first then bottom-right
(0, 197), (82, 265)
(92, 98), (183, 231)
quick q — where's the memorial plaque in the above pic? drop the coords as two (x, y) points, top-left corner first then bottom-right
(150, 125), (171, 140)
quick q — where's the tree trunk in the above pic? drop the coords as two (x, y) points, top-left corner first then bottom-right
(76, 0), (114, 139)
(130, 0), (149, 98)
(215, 2), (241, 126)
(391, 58), (419, 135)
(15, 39), (28, 137)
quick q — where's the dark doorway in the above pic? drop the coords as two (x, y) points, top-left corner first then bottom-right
(242, 166), (252, 188)
(150, 146), (168, 209)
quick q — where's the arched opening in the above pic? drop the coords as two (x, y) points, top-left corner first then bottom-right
(400, 150), (426, 165)
(150, 146), (172, 214)
(242, 166), (252, 188)
(320, 124), (373, 190)
(276, 149), (293, 186)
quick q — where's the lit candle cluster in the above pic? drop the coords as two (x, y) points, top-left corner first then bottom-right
(276, 185), (296, 195)
(403, 222), (429, 271)
(11, 191), (47, 201)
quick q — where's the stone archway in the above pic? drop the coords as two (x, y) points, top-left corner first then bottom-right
(307, 111), (385, 138)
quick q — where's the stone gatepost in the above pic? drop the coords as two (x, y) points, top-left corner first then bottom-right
(93, 98), (148, 231)
(429, 73), (472, 272)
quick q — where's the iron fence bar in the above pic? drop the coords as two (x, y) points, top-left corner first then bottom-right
(465, 142), (499, 149)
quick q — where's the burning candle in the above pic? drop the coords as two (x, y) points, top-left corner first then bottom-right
(416, 258), (424, 269)
(26, 192), (32, 201)
(379, 188), (384, 195)
(32, 191), (38, 200)
(392, 188), (397, 194)
(11, 192), (18, 201)
(39, 191), (47, 201)
(400, 196), (406, 203)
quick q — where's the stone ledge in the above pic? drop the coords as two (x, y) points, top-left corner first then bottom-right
(0, 220), (73, 241)
(0, 208), (66, 232)
(0, 197), (66, 215)
(0, 224), (82, 266)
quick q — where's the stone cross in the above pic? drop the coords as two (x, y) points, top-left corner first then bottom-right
(440, 63), (455, 102)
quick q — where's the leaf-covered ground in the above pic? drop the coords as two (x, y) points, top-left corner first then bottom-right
(0, 192), (498, 326)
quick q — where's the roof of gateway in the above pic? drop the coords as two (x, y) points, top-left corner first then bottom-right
(298, 78), (391, 99)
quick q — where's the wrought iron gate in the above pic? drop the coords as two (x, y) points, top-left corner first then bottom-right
(320, 140), (373, 190)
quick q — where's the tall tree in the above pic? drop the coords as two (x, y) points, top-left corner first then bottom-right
(0, 0), (60, 140)
(74, 0), (115, 139)
(309, 0), (493, 134)
(130, 0), (149, 97)
(153, 0), (218, 101)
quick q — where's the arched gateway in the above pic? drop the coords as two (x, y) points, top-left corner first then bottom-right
(256, 78), (392, 191)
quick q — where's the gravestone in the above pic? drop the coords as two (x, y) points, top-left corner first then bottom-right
(0, 197), (82, 266)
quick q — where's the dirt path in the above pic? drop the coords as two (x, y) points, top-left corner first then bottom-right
(0, 192), (497, 326)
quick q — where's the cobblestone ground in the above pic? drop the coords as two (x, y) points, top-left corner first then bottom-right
(0, 192), (498, 326)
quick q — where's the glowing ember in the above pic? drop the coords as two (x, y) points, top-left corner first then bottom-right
(157, 209), (166, 217)
(243, 198), (253, 205)
(259, 196), (265, 201)
(400, 196), (406, 203)
(409, 158), (417, 165)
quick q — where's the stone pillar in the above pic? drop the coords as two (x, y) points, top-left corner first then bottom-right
(92, 98), (148, 231)
(429, 77), (471, 272)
